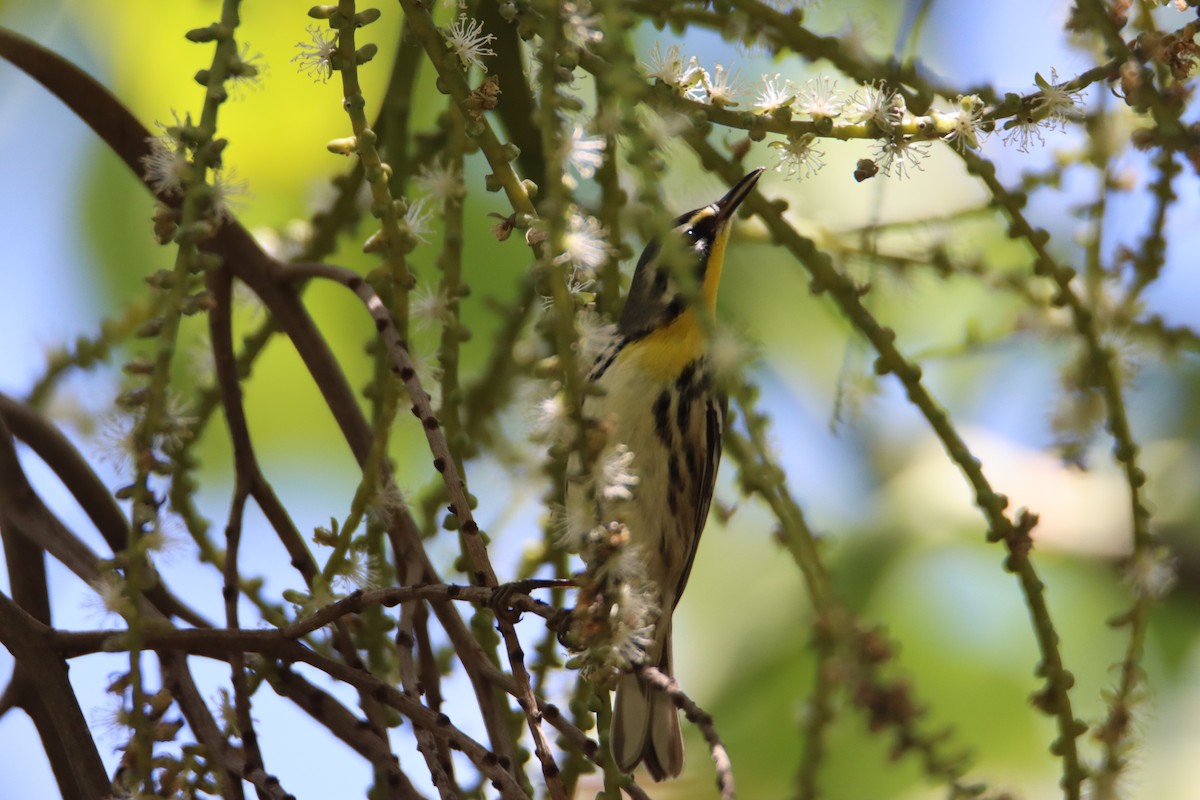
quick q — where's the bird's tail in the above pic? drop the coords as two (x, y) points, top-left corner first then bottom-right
(610, 622), (683, 780)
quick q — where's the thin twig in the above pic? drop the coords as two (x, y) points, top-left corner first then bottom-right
(281, 258), (566, 794)
(53, 626), (530, 799)
(283, 582), (565, 640)
(637, 666), (735, 800)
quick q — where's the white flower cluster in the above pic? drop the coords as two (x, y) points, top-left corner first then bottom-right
(598, 442), (639, 501)
(1002, 69), (1085, 152)
(400, 196), (433, 245)
(143, 111), (248, 216)
(444, 14), (496, 72)
(640, 40), (1087, 180)
(933, 94), (986, 152)
(757, 76), (915, 181)
(414, 159), (464, 203)
(536, 208), (615, 310)
(565, 520), (660, 674)
(1125, 546), (1177, 601)
(141, 124), (191, 196)
(292, 24), (338, 83)
(598, 571), (658, 671)
(770, 133), (825, 180)
(565, 125), (605, 188)
(562, 0), (603, 46)
(642, 43), (742, 108)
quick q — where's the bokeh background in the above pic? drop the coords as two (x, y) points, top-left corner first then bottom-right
(2, 0), (1200, 797)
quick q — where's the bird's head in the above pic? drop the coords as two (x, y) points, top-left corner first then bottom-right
(617, 168), (763, 341)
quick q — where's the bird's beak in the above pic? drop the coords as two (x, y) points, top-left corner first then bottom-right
(714, 167), (765, 226)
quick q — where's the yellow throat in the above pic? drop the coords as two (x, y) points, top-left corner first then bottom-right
(627, 220), (733, 381)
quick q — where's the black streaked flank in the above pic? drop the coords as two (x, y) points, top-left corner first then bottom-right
(683, 434), (701, 481)
(675, 360), (699, 432)
(676, 387), (694, 432)
(675, 361), (696, 391)
(588, 339), (627, 382)
(654, 389), (673, 448)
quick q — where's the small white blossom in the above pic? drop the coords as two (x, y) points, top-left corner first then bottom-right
(141, 124), (190, 195)
(605, 579), (657, 669)
(586, 522), (646, 583)
(610, 543), (652, 588)
(90, 696), (133, 740)
(641, 42), (700, 88)
(770, 133), (825, 180)
(210, 169), (248, 220)
(141, 518), (187, 564)
(566, 125), (605, 186)
(564, 1), (603, 45)
(1099, 330), (1145, 388)
(598, 443), (639, 501)
(709, 325), (752, 386)
(411, 284), (453, 330)
(561, 210), (613, 272)
(1033, 68), (1083, 130)
(149, 394), (198, 455)
(544, 271), (600, 309)
(335, 548), (383, 592)
(414, 160), (463, 203)
(292, 24), (338, 83)
(228, 42), (266, 96)
(690, 63), (742, 108)
(86, 572), (129, 619)
(1001, 70), (1083, 152)
(445, 14), (496, 72)
(846, 81), (904, 130)
(553, 499), (594, 551)
(755, 73), (795, 113)
(94, 412), (135, 476)
(366, 482), (407, 529)
(575, 308), (618, 366)
(563, 274), (595, 302)
(937, 94), (987, 151)
(532, 391), (569, 443)
(1125, 546), (1177, 601)
(874, 136), (930, 179)
(1001, 113), (1046, 152)
(797, 76), (844, 119)
(679, 56), (703, 90)
(402, 196), (434, 244)
(401, 345), (443, 408)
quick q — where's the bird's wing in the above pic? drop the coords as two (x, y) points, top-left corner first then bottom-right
(670, 389), (726, 609)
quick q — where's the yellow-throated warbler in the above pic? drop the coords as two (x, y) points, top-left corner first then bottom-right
(584, 168), (764, 780)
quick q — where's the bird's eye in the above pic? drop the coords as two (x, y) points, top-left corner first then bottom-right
(685, 228), (695, 238)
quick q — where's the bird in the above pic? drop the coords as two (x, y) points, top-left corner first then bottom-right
(582, 168), (764, 780)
